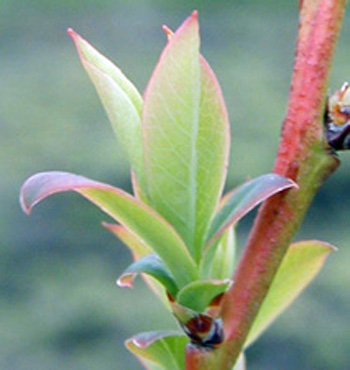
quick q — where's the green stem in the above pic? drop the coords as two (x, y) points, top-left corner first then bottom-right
(185, 0), (345, 368)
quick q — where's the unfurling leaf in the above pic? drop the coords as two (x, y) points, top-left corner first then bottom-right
(104, 223), (170, 307)
(117, 253), (178, 297)
(245, 240), (337, 347)
(206, 174), (297, 246)
(20, 171), (198, 288)
(126, 331), (188, 370)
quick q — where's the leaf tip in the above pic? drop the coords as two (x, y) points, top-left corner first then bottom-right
(67, 28), (85, 59)
(162, 24), (173, 40)
(67, 27), (75, 38)
(129, 336), (145, 349)
(319, 241), (338, 253)
(116, 276), (134, 289)
(19, 178), (37, 215)
(19, 187), (31, 215)
(67, 28), (81, 46)
(191, 10), (198, 20)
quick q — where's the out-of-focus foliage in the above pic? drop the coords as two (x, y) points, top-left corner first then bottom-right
(2, 1), (350, 369)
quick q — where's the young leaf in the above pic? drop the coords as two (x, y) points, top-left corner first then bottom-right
(68, 29), (146, 191)
(202, 226), (236, 280)
(176, 279), (231, 313)
(20, 171), (198, 288)
(103, 223), (170, 308)
(126, 331), (188, 370)
(117, 253), (178, 297)
(245, 240), (337, 347)
(200, 190), (236, 279)
(205, 174), (297, 246)
(143, 12), (230, 260)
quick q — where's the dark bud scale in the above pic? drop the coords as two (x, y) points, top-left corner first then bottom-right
(183, 314), (224, 348)
(325, 82), (350, 151)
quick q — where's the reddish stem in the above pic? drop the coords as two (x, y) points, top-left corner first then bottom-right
(186, 0), (345, 368)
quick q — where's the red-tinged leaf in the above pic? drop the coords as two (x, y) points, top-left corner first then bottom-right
(143, 12), (230, 261)
(20, 171), (198, 288)
(126, 331), (188, 370)
(117, 253), (178, 297)
(68, 28), (142, 114)
(245, 240), (337, 347)
(205, 174), (297, 246)
(68, 29), (146, 194)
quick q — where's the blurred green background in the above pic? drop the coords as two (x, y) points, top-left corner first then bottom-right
(2, 1), (350, 369)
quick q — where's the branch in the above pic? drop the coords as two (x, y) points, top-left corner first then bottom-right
(186, 0), (345, 368)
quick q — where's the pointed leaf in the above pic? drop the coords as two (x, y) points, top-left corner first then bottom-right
(143, 12), (230, 260)
(245, 240), (337, 347)
(206, 174), (297, 246)
(20, 171), (198, 288)
(117, 253), (178, 297)
(126, 331), (188, 370)
(68, 29), (145, 189)
(68, 29), (142, 112)
(104, 223), (170, 307)
(176, 279), (232, 313)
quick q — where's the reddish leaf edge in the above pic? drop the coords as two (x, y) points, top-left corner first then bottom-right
(19, 171), (200, 287)
(205, 174), (298, 247)
(142, 10), (198, 104)
(161, 22), (230, 211)
(20, 171), (119, 215)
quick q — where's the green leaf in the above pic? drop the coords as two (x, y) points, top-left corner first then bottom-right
(103, 223), (170, 307)
(20, 171), (198, 288)
(202, 226), (236, 280)
(245, 240), (337, 347)
(68, 29), (145, 191)
(206, 174), (297, 246)
(126, 331), (188, 370)
(176, 279), (231, 312)
(143, 12), (230, 260)
(117, 253), (178, 297)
